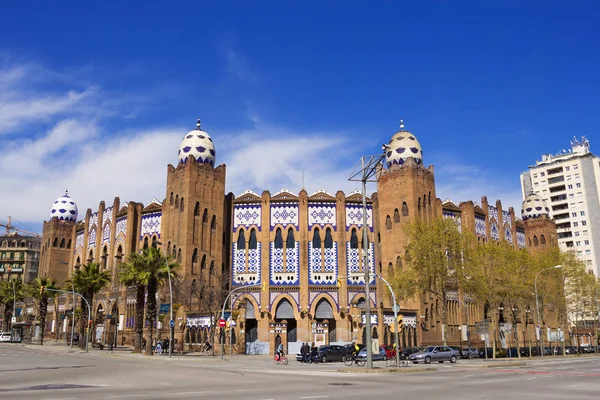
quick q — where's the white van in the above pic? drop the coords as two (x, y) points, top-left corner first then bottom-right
(0, 332), (12, 342)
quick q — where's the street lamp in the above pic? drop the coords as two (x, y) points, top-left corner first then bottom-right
(535, 265), (562, 358)
(456, 298), (471, 355)
(59, 261), (76, 349)
(154, 241), (173, 358)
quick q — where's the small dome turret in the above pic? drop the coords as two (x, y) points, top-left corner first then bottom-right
(178, 118), (216, 166)
(521, 192), (550, 221)
(385, 120), (423, 168)
(50, 190), (78, 222)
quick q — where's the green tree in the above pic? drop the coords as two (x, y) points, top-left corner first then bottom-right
(392, 217), (475, 345)
(68, 262), (111, 349)
(135, 247), (177, 356)
(0, 278), (25, 331)
(118, 252), (147, 353)
(28, 277), (58, 345)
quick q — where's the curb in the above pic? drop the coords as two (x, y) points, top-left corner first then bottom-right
(461, 362), (527, 368)
(337, 367), (437, 374)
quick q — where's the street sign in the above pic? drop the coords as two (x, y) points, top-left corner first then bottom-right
(11, 317), (16, 323)
(230, 320), (237, 327)
(392, 304), (400, 313)
(218, 318), (226, 328)
(159, 304), (170, 315)
(169, 319), (175, 328)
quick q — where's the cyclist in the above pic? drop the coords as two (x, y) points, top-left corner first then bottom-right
(351, 341), (360, 362)
(276, 343), (286, 361)
(203, 340), (212, 354)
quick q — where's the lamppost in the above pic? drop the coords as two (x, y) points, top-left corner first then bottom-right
(535, 265), (562, 358)
(154, 241), (173, 358)
(456, 298), (471, 354)
(525, 306), (532, 357)
(349, 145), (388, 369)
(220, 283), (260, 360)
(374, 274), (400, 368)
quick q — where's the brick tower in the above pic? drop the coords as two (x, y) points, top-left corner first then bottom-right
(521, 192), (557, 255)
(40, 191), (78, 285)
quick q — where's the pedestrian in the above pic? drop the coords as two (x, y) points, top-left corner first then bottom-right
(156, 339), (162, 354)
(301, 342), (308, 363)
(310, 342), (318, 364)
(142, 338), (147, 352)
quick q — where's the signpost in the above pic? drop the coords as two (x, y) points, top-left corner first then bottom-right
(219, 318), (226, 328)
(170, 319), (175, 328)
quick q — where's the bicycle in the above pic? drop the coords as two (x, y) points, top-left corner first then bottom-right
(343, 353), (366, 367)
(386, 355), (408, 368)
(274, 353), (289, 365)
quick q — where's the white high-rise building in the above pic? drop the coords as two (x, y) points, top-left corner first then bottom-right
(520, 136), (600, 276)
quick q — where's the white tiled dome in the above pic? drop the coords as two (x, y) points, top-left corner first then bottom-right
(50, 190), (78, 222)
(178, 119), (216, 166)
(385, 120), (423, 168)
(521, 193), (550, 221)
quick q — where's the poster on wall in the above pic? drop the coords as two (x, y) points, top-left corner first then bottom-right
(314, 333), (326, 347)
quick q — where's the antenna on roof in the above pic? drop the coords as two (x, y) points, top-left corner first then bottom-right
(302, 168), (305, 191)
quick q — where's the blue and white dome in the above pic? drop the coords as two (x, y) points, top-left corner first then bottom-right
(385, 120), (423, 168)
(521, 193), (550, 221)
(50, 190), (78, 222)
(178, 119), (216, 166)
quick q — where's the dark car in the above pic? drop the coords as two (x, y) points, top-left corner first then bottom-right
(317, 345), (347, 363)
(343, 343), (366, 358)
(400, 347), (421, 358)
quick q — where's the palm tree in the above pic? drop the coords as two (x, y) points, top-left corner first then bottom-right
(118, 252), (147, 353)
(0, 279), (25, 332)
(68, 262), (111, 349)
(28, 277), (58, 345)
(136, 247), (177, 356)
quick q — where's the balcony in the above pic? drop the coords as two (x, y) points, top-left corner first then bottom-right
(552, 203), (569, 212)
(550, 194), (567, 202)
(549, 184), (566, 193)
(547, 176), (565, 185)
(554, 212), (570, 220)
(547, 167), (564, 175)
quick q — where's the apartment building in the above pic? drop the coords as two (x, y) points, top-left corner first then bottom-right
(520, 137), (600, 275)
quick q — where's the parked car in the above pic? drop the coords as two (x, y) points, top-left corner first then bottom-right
(356, 346), (388, 361)
(400, 347), (421, 359)
(448, 346), (463, 359)
(0, 332), (12, 342)
(461, 347), (479, 359)
(409, 346), (458, 364)
(317, 345), (347, 362)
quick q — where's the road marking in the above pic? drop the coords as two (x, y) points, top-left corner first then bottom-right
(108, 396), (144, 398)
(41, 398), (80, 400)
(525, 377), (537, 380)
(174, 392), (211, 395)
(463, 374), (474, 377)
(234, 388), (263, 392)
(300, 397), (330, 399)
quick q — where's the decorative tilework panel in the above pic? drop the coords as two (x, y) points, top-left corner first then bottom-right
(140, 212), (161, 240)
(89, 212), (99, 230)
(488, 205), (498, 222)
(345, 204), (373, 232)
(475, 215), (486, 237)
(233, 204), (262, 231)
(269, 292), (300, 311)
(490, 222), (499, 241)
(348, 291), (376, 308)
(102, 224), (111, 244)
(103, 207), (114, 226)
(308, 242), (337, 285)
(346, 242), (375, 285)
(270, 202), (299, 230)
(502, 210), (512, 229)
(115, 216), (127, 246)
(442, 210), (462, 232)
(516, 229), (526, 248)
(75, 231), (84, 250)
(270, 242), (299, 285)
(308, 202), (337, 230)
(88, 228), (96, 249)
(504, 224), (513, 244)
(232, 243), (261, 286)
(248, 244), (261, 273)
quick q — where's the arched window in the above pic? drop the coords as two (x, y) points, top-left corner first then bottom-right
(396, 256), (402, 269)
(428, 191), (432, 206)
(177, 249), (182, 263)
(170, 192), (174, 206)
(418, 198), (422, 213)
(274, 228), (283, 249)
(312, 228), (322, 248)
(175, 195), (179, 208)
(533, 236), (539, 246)
(172, 244), (176, 255)
(237, 230), (246, 250)
(388, 262), (393, 277)
(143, 237), (149, 249)
(180, 197), (184, 212)
(323, 228), (332, 248)
(67, 239), (71, 249)
(192, 249), (198, 274)
(209, 260), (215, 275)
(88, 249), (94, 262)
(194, 202), (200, 217)
(201, 254), (206, 270)
(249, 229), (258, 249)
(286, 228), (295, 249)
(53, 237), (58, 247)
(402, 202), (409, 217)
(151, 236), (157, 248)
(59, 238), (65, 248)
(385, 215), (392, 229)
(394, 209), (400, 223)
(211, 215), (217, 230)
(423, 195), (427, 211)
(202, 209), (209, 223)
(540, 235), (546, 245)
(350, 228), (359, 249)
(102, 245), (108, 270)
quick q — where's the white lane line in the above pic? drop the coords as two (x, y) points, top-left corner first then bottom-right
(108, 396), (144, 399)
(463, 374), (474, 377)
(525, 377), (537, 380)
(174, 392), (212, 395)
(41, 398), (79, 400)
(234, 388), (263, 392)
(300, 397), (330, 399)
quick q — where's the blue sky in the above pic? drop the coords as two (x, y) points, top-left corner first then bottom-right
(1, 1), (599, 233)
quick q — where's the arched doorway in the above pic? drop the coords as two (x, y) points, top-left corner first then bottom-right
(314, 298), (335, 344)
(275, 299), (296, 350)
(244, 301), (258, 354)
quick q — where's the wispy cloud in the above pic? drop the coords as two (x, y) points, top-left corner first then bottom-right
(220, 37), (258, 83)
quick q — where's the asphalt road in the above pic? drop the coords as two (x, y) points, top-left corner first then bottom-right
(1, 344), (600, 399)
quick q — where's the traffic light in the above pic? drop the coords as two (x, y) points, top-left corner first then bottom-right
(40, 286), (45, 295)
(398, 314), (404, 332)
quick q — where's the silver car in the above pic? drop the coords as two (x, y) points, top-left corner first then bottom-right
(409, 346), (458, 364)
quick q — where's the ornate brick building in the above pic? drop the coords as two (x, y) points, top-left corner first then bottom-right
(38, 119), (559, 353)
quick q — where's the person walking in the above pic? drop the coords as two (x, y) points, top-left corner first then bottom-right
(310, 342), (318, 364)
(301, 342), (308, 363)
